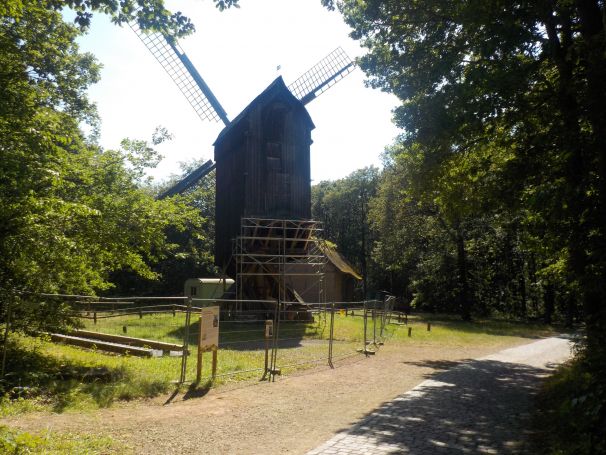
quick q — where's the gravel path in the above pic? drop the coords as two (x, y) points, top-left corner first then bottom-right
(307, 337), (572, 455)
(2, 337), (563, 454)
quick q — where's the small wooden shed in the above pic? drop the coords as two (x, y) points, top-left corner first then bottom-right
(213, 77), (315, 271)
(184, 278), (235, 300)
(286, 244), (362, 303)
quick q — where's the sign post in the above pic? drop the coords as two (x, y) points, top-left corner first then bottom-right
(263, 319), (273, 378)
(196, 306), (220, 383)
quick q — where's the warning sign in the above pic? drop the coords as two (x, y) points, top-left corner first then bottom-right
(200, 306), (220, 350)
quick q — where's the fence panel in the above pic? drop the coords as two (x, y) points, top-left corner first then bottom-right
(3, 293), (398, 391)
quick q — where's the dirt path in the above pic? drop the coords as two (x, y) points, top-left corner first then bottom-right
(3, 338), (544, 454)
(307, 337), (572, 454)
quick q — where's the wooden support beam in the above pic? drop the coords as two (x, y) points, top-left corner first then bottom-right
(49, 333), (156, 357)
(72, 330), (186, 352)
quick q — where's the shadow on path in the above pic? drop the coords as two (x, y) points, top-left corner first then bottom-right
(309, 358), (554, 454)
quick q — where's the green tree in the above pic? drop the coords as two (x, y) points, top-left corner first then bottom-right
(326, 0), (604, 318)
(370, 141), (525, 318)
(326, 0), (605, 450)
(0, 0), (229, 333)
(110, 159), (217, 296)
(312, 167), (379, 297)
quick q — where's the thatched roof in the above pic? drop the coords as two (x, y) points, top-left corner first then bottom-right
(321, 244), (362, 280)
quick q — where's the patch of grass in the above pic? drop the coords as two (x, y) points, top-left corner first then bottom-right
(530, 357), (606, 455)
(0, 314), (334, 414)
(1, 312), (556, 416)
(0, 425), (127, 454)
(386, 314), (557, 346)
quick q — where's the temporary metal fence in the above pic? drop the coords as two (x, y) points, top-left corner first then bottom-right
(1, 292), (398, 386)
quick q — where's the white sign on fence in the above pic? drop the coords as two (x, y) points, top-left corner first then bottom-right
(199, 306), (220, 350)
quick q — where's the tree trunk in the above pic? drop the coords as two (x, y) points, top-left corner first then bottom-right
(529, 253), (539, 315)
(456, 231), (471, 321)
(519, 269), (527, 318)
(361, 215), (367, 299)
(565, 293), (575, 328)
(544, 283), (555, 325)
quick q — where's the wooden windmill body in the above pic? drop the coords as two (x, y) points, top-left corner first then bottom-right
(213, 77), (314, 272)
(131, 21), (358, 303)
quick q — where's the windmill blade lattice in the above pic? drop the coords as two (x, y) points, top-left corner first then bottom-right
(130, 22), (229, 125)
(157, 160), (216, 200)
(288, 47), (355, 106)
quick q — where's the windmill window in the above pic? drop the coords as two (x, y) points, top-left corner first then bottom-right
(267, 156), (281, 171)
(266, 142), (282, 158)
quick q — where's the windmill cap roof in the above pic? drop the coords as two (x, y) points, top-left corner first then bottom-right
(213, 76), (315, 147)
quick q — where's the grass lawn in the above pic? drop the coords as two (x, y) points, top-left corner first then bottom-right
(387, 313), (559, 345)
(1, 312), (558, 418)
(0, 425), (128, 454)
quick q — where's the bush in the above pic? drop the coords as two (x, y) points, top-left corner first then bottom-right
(532, 356), (606, 454)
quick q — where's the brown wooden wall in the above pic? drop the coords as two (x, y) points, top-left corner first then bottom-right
(214, 80), (314, 271)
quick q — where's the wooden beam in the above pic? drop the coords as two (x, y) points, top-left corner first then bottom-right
(49, 333), (156, 357)
(72, 330), (186, 353)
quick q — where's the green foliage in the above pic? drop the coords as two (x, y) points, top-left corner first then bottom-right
(2, 0), (194, 38)
(213, 0), (241, 11)
(325, 0), (606, 448)
(312, 167), (379, 296)
(110, 159), (217, 296)
(0, 1), (211, 332)
(330, 0), (605, 323)
(532, 356), (606, 455)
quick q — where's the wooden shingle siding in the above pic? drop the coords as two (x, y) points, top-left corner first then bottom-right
(214, 77), (314, 271)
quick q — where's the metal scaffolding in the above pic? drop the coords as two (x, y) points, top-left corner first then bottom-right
(232, 217), (327, 312)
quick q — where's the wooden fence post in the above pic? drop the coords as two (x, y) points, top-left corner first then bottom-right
(264, 320), (272, 377)
(196, 316), (203, 383)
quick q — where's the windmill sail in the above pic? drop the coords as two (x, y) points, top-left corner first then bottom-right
(131, 21), (355, 198)
(288, 47), (355, 106)
(157, 160), (216, 200)
(130, 22), (229, 126)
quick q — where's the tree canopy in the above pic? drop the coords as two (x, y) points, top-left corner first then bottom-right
(319, 0), (605, 451)
(312, 167), (379, 297)
(0, 0), (231, 331)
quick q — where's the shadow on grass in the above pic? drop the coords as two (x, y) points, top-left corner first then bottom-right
(1, 338), (168, 414)
(167, 320), (320, 351)
(410, 313), (565, 339)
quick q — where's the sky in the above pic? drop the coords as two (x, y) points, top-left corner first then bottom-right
(75, 0), (401, 184)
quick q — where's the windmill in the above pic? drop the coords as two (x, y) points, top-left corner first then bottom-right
(130, 21), (354, 198)
(130, 17), (357, 303)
